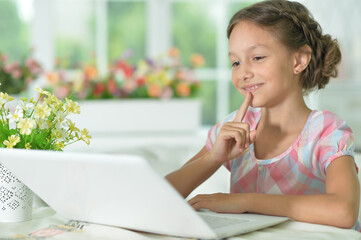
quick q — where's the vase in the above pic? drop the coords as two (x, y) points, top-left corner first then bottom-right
(0, 163), (33, 222)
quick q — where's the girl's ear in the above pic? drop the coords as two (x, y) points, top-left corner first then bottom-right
(293, 45), (312, 74)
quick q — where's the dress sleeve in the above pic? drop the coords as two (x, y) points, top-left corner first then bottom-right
(313, 112), (356, 176)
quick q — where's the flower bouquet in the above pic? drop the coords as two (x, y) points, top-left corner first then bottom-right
(0, 88), (91, 150)
(0, 50), (43, 94)
(0, 86), (91, 222)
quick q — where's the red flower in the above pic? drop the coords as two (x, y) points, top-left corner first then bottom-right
(113, 60), (133, 79)
(93, 82), (105, 98)
(136, 76), (146, 86)
(107, 78), (118, 95)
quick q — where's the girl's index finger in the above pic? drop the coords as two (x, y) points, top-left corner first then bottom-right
(233, 92), (253, 122)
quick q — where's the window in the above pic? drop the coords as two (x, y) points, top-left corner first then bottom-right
(29, 0), (361, 134)
(54, 0), (96, 68)
(172, 2), (218, 125)
(0, 0), (31, 61)
(107, 1), (145, 65)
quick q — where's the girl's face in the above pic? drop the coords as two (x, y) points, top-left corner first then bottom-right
(229, 20), (300, 108)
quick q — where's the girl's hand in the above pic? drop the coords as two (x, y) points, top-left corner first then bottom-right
(188, 193), (247, 213)
(209, 92), (257, 164)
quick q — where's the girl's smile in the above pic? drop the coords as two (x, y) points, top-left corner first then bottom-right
(241, 83), (264, 94)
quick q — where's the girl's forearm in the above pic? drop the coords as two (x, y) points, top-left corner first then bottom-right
(243, 193), (358, 228)
(166, 153), (222, 198)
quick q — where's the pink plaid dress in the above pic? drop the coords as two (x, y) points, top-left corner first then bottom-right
(206, 107), (360, 231)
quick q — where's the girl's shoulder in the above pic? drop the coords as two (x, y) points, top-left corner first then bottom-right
(308, 110), (352, 136)
(310, 109), (347, 124)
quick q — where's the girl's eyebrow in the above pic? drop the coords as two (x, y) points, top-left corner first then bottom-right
(229, 44), (269, 57)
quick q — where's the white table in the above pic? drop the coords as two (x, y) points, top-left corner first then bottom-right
(1, 207), (360, 240)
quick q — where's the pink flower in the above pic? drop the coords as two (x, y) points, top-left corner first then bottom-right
(11, 69), (22, 79)
(54, 86), (70, 99)
(2, 54), (8, 62)
(122, 80), (137, 93)
(4, 64), (13, 73)
(147, 84), (162, 98)
(161, 86), (174, 99)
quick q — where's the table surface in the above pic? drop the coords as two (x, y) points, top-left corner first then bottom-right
(1, 207), (360, 240)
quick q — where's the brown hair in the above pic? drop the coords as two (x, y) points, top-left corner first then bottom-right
(227, 0), (341, 93)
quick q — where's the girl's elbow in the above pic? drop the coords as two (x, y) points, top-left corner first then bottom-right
(335, 201), (359, 229)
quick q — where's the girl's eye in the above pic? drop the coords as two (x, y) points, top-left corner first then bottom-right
(253, 56), (265, 61)
(232, 61), (240, 67)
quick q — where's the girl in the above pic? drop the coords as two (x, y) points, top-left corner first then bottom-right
(166, 0), (360, 231)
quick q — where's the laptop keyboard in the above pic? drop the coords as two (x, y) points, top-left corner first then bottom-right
(199, 213), (250, 229)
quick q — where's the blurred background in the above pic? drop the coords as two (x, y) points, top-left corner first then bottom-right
(0, 0), (360, 189)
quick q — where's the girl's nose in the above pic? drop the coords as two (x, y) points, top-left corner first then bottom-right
(237, 63), (254, 82)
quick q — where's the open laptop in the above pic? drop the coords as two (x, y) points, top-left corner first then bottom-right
(0, 148), (288, 239)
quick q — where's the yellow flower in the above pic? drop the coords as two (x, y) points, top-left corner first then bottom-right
(65, 99), (80, 114)
(55, 142), (65, 150)
(68, 120), (80, 132)
(17, 118), (36, 135)
(34, 103), (51, 119)
(0, 92), (14, 105)
(80, 128), (91, 145)
(35, 87), (51, 96)
(3, 135), (20, 149)
(25, 143), (31, 149)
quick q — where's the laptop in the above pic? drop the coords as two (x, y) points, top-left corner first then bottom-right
(0, 148), (288, 239)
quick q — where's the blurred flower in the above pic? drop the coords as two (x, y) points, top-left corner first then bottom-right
(169, 47), (181, 58)
(147, 84), (162, 98)
(0, 50), (43, 94)
(190, 53), (205, 67)
(83, 66), (98, 81)
(176, 82), (191, 97)
(42, 48), (203, 100)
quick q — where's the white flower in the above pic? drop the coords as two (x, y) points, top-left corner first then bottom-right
(55, 120), (67, 130)
(52, 128), (69, 142)
(16, 100), (34, 112)
(6, 111), (23, 128)
(34, 103), (51, 119)
(55, 110), (67, 123)
(37, 119), (50, 130)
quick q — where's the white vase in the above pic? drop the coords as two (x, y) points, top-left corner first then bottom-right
(0, 163), (33, 222)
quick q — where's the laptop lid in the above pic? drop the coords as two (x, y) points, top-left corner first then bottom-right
(0, 148), (288, 239)
(0, 148), (215, 239)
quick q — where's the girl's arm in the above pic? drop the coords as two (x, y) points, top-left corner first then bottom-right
(165, 146), (223, 198)
(189, 155), (360, 229)
(166, 92), (256, 198)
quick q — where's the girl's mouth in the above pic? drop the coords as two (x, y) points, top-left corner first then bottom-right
(241, 83), (263, 93)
